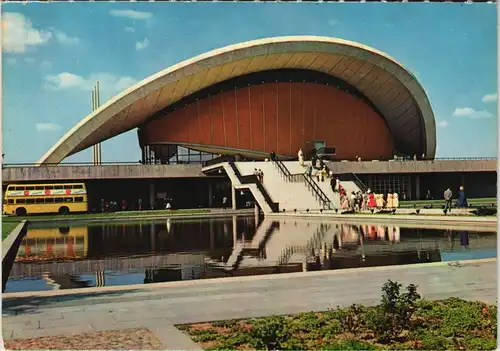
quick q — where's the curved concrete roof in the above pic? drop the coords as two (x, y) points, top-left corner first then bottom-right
(38, 36), (436, 164)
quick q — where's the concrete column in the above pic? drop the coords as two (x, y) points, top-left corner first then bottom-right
(232, 215), (238, 244)
(208, 181), (213, 208)
(231, 186), (237, 210)
(415, 175), (421, 200)
(210, 220), (215, 250)
(149, 181), (155, 210)
(150, 222), (156, 252)
(254, 204), (260, 226)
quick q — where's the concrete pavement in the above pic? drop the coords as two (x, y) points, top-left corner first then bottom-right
(2, 258), (496, 349)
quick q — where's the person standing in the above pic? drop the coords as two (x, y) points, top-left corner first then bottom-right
(444, 188), (453, 212)
(222, 196), (228, 210)
(298, 149), (304, 166)
(457, 186), (468, 208)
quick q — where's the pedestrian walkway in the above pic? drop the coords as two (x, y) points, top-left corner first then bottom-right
(3, 258), (496, 349)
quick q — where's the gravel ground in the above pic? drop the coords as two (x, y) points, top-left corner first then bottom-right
(4, 328), (165, 350)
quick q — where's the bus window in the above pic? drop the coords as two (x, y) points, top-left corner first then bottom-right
(14, 186), (24, 191)
(26, 186), (35, 191)
(54, 185), (64, 190)
(75, 197), (84, 202)
(45, 198), (55, 203)
(35, 198), (44, 204)
(45, 185), (54, 190)
(7, 199), (14, 204)
(54, 198), (64, 203)
(35, 186), (44, 190)
(73, 185), (84, 189)
(64, 198), (74, 202)
(26, 198), (35, 204)
(16, 199), (26, 204)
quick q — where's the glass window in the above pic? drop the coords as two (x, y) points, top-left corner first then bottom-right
(55, 185), (64, 190)
(64, 198), (74, 202)
(73, 184), (83, 189)
(26, 198), (35, 204)
(55, 198), (64, 203)
(74, 197), (84, 202)
(45, 185), (54, 190)
(35, 186), (44, 190)
(45, 198), (55, 203)
(16, 199), (26, 204)
(35, 198), (45, 203)
(7, 199), (14, 204)
(13, 186), (24, 191)
(26, 186), (35, 191)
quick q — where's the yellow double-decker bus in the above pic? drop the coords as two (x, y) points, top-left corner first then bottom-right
(3, 183), (88, 216)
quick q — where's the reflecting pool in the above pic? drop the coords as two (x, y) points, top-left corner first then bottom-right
(5, 216), (496, 293)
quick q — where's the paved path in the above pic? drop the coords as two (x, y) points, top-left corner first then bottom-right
(2, 258), (496, 348)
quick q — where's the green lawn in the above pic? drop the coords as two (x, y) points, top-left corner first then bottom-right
(2, 208), (211, 223)
(178, 281), (497, 350)
(400, 197), (496, 207)
(2, 220), (21, 240)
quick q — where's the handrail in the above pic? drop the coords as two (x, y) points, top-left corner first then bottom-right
(202, 155), (235, 168)
(301, 173), (333, 210)
(227, 161), (279, 213)
(350, 173), (368, 192)
(273, 159), (333, 210)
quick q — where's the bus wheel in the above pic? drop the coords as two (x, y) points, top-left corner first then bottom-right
(59, 206), (70, 215)
(15, 207), (27, 216)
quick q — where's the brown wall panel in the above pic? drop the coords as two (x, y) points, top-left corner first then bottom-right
(223, 90), (238, 148)
(263, 84), (278, 153)
(197, 98), (211, 145)
(184, 103), (199, 144)
(235, 87), (251, 149)
(141, 81), (395, 160)
(302, 83), (316, 150)
(276, 83), (291, 155)
(314, 85), (330, 144)
(290, 83), (304, 154)
(249, 85), (265, 152)
(210, 95), (225, 146)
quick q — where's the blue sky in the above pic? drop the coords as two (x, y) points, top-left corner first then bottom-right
(2, 3), (497, 163)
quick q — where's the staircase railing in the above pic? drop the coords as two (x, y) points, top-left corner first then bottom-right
(202, 155), (235, 168)
(272, 159), (333, 210)
(227, 161), (279, 213)
(337, 173), (368, 193)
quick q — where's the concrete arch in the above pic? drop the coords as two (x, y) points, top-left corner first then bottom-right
(38, 36), (436, 164)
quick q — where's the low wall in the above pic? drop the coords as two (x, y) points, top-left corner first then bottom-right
(324, 160), (497, 174)
(2, 164), (206, 182)
(2, 221), (28, 292)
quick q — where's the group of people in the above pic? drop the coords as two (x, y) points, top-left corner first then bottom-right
(253, 168), (265, 183)
(334, 186), (400, 212)
(444, 186), (468, 211)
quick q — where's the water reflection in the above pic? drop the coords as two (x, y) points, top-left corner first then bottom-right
(5, 217), (496, 293)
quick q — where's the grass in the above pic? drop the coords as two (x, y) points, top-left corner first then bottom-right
(2, 208), (211, 222)
(2, 220), (21, 240)
(178, 281), (497, 350)
(400, 197), (496, 207)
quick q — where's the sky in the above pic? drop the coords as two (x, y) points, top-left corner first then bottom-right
(1, 2), (498, 164)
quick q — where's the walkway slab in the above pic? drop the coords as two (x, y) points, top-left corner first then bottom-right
(2, 258), (496, 347)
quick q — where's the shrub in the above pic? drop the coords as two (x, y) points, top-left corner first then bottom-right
(335, 304), (366, 333)
(321, 339), (381, 350)
(249, 316), (290, 350)
(365, 280), (421, 341)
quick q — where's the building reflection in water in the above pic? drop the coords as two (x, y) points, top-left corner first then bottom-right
(5, 216), (496, 292)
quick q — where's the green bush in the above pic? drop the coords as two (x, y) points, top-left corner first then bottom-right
(464, 336), (497, 350)
(249, 316), (291, 350)
(321, 339), (381, 350)
(365, 280), (421, 341)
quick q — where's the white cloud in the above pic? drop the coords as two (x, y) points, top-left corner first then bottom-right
(135, 38), (149, 51)
(109, 10), (153, 20)
(437, 120), (449, 128)
(43, 72), (137, 95)
(54, 30), (80, 45)
(124, 26), (136, 33)
(481, 93), (497, 103)
(36, 122), (61, 132)
(2, 12), (52, 53)
(452, 107), (494, 119)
